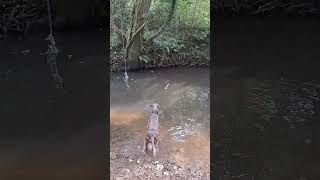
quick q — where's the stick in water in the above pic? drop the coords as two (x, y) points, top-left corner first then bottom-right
(124, 58), (130, 88)
(164, 83), (170, 90)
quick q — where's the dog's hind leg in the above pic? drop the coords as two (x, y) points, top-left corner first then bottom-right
(143, 139), (147, 153)
(151, 136), (156, 157)
(152, 143), (156, 157)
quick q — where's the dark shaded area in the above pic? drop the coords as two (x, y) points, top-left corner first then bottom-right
(0, 0), (106, 34)
(214, 16), (320, 78)
(0, 29), (107, 179)
(212, 17), (320, 179)
(214, 0), (320, 16)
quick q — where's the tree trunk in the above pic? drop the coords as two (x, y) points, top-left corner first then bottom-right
(126, 0), (152, 70)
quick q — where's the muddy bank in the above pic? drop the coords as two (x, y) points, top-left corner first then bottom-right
(110, 51), (210, 72)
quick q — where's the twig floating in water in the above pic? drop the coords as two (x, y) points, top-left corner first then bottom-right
(124, 71), (130, 88)
(165, 83), (170, 90)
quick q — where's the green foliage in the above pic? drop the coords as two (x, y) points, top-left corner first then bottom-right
(173, 0), (210, 29)
(146, 0), (172, 29)
(140, 55), (151, 63)
(146, 0), (210, 30)
(110, 0), (210, 58)
(153, 33), (185, 53)
(110, 33), (120, 49)
(110, 0), (132, 30)
(189, 28), (210, 42)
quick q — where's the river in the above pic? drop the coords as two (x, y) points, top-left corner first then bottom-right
(110, 67), (210, 178)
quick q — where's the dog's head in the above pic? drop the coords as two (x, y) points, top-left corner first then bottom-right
(149, 103), (160, 114)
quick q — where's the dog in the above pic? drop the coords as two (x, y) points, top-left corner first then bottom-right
(144, 103), (160, 156)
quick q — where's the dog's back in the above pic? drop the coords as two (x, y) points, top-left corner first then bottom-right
(145, 103), (160, 156)
(147, 113), (159, 134)
(147, 103), (160, 132)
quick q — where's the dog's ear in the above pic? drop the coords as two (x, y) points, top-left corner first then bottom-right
(149, 104), (154, 108)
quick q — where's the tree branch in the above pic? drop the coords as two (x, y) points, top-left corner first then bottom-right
(126, 23), (145, 49)
(110, 16), (127, 44)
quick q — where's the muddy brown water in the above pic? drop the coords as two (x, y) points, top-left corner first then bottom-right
(110, 67), (210, 172)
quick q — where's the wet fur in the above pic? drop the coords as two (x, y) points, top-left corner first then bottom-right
(145, 103), (160, 156)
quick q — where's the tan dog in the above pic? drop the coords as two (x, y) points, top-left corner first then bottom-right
(145, 103), (160, 156)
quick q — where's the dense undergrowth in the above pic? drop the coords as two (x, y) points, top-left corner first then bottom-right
(110, 0), (210, 72)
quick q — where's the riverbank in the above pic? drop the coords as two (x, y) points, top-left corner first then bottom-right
(110, 50), (210, 72)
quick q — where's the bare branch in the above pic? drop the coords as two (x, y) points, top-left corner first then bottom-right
(126, 23), (145, 49)
(110, 16), (127, 44)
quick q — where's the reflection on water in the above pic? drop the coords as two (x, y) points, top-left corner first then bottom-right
(110, 68), (210, 171)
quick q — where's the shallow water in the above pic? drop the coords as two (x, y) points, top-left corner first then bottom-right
(110, 67), (210, 171)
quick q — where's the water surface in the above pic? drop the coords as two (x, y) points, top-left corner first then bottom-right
(110, 67), (210, 171)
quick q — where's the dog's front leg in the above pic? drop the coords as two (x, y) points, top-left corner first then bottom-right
(155, 138), (159, 151)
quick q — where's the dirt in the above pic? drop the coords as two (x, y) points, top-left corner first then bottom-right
(110, 152), (210, 180)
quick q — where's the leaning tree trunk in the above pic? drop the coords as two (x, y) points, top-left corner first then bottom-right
(111, 0), (176, 70)
(126, 0), (152, 70)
